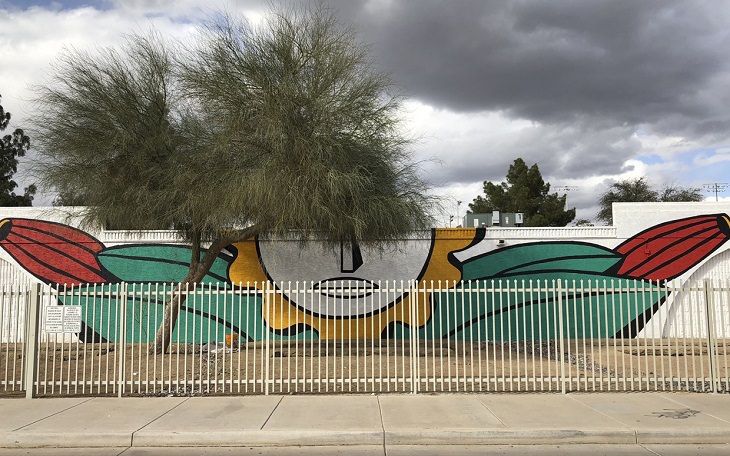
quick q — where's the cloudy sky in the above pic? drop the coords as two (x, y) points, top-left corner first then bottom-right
(1, 0), (729, 225)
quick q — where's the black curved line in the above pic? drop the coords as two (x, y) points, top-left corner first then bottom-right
(223, 244), (238, 286)
(462, 240), (618, 267)
(181, 304), (253, 342)
(271, 323), (316, 338)
(615, 295), (666, 339)
(381, 321), (408, 339)
(75, 322), (108, 343)
(100, 252), (191, 267)
(100, 252), (229, 283)
(314, 276), (380, 284)
(101, 243), (232, 283)
(446, 227), (486, 274)
(494, 268), (625, 280)
(317, 291), (375, 299)
(446, 288), (562, 337)
(65, 288), (262, 342)
(446, 284), (666, 339)
(491, 253), (619, 277)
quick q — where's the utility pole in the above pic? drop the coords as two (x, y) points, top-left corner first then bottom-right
(555, 185), (578, 206)
(703, 183), (729, 202)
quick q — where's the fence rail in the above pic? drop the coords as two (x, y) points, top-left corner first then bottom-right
(2, 279), (729, 397)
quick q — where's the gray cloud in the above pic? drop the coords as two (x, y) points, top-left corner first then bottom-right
(338, 0), (730, 135)
(4, 0), (729, 216)
(327, 0), (730, 215)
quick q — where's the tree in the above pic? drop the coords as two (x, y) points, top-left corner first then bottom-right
(573, 219), (595, 227)
(597, 177), (703, 224)
(659, 184), (704, 203)
(32, 6), (433, 353)
(468, 158), (575, 227)
(0, 94), (36, 206)
(52, 188), (86, 207)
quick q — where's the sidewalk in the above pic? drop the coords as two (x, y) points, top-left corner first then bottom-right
(1, 392), (730, 450)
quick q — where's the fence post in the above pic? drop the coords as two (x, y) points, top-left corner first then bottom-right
(117, 283), (128, 398)
(556, 279), (567, 394)
(409, 280), (419, 395)
(703, 279), (718, 393)
(23, 283), (41, 399)
(264, 281), (271, 396)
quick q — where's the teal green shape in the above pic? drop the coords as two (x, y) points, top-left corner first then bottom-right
(57, 283), (315, 343)
(97, 245), (231, 284)
(416, 273), (665, 341)
(461, 242), (621, 280)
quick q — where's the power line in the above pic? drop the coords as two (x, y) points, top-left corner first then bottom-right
(703, 183), (729, 202)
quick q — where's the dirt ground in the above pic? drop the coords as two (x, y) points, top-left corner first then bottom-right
(2, 339), (728, 397)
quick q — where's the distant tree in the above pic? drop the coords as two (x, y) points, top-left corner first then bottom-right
(0, 94), (36, 206)
(659, 184), (704, 202)
(33, 6), (432, 353)
(468, 158), (575, 227)
(52, 185), (87, 207)
(573, 219), (594, 227)
(597, 177), (703, 224)
(597, 177), (657, 224)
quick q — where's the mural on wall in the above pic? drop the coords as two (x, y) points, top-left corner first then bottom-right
(0, 214), (728, 343)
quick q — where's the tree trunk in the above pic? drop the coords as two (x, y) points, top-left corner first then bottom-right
(148, 276), (195, 355)
(149, 226), (259, 354)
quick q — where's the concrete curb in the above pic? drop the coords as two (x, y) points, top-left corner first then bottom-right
(0, 431), (133, 448)
(636, 429), (730, 444)
(7, 428), (730, 448)
(384, 428), (637, 445)
(132, 430), (384, 447)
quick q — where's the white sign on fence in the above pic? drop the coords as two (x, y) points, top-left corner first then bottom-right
(45, 306), (82, 333)
(63, 306), (82, 333)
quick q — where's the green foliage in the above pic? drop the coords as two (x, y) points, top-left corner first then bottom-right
(52, 187), (86, 207)
(597, 177), (704, 224)
(33, 35), (186, 230)
(573, 218), (595, 227)
(33, 6), (433, 353)
(34, 6), (432, 245)
(468, 158), (575, 227)
(659, 184), (704, 203)
(0, 94), (36, 206)
(179, 7), (433, 245)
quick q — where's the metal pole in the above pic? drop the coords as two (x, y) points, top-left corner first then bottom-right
(117, 283), (128, 398)
(704, 279), (718, 393)
(23, 283), (41, 399)
(556, 279), (567, 394)
(410, 280), (419, 394)
(264, 281), (271, 396)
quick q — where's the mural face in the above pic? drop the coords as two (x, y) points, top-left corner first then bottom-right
(1, 214), (729, 343)
(256, 236), (431, 317)
(227, 229), (477, 339)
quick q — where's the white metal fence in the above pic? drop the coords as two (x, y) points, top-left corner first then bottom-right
(2, 279), (730, 397)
